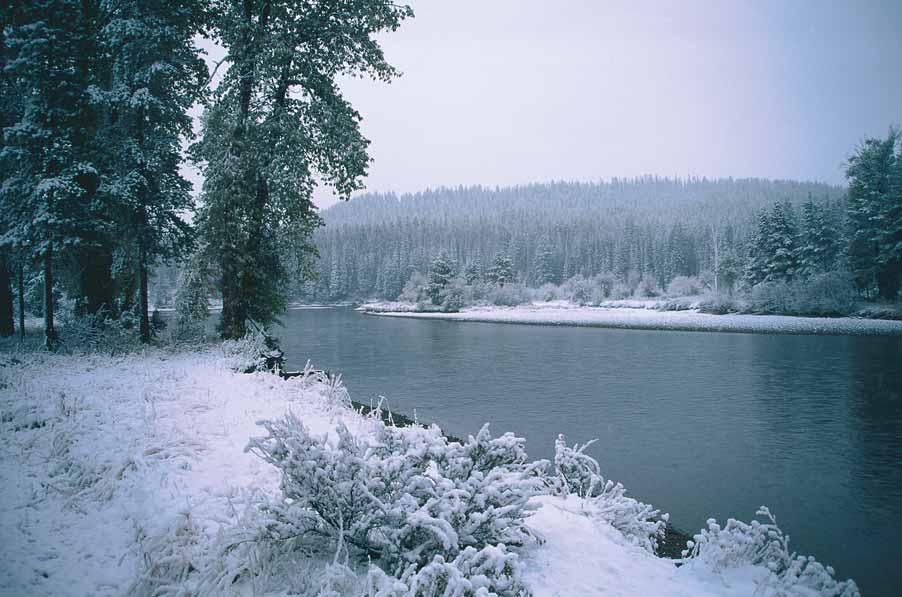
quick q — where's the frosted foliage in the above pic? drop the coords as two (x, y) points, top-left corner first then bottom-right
(683, 507), (860, 596)
(366, 544), (527, 597)
(244, 415), (543, 593)
(221, 328), (282, 373)
(553, 435), (667, 553)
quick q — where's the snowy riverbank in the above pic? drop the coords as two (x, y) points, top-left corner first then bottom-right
(0, 347), (858, 595)
(360, 302), (902, 336)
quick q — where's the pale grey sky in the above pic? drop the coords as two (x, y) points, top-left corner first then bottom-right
(193, 1), (902, 208)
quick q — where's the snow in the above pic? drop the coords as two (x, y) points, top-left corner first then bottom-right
(362, 303), (902, 336)
(0, 348), (855, 595)
(525, 494), (763, 597)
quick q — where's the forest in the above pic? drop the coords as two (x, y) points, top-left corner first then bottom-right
(0, 0), (411, 348)
(293, 156), (902, 316)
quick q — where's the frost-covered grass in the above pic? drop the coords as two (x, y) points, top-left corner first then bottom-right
(362, 302), (902, 336)
(0, 346), (859, 595)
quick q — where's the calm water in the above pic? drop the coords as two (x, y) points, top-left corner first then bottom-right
(276, 307), (902, 596)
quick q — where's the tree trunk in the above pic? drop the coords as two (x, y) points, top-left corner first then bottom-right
(18, 263), (25, 340)
(44, 248), (56, 350)
(0, 252), (14, 336)
(139, 241), (150, 343)
(78, 246), (115, 316)
(19, 263), (25, 341)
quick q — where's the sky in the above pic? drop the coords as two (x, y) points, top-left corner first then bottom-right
(194, 0), (902, 208)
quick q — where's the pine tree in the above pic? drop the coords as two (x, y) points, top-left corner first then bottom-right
(533, 236), (557, 285)
(427, 254), (455, 305)
(766, 200), (799, 281)
(488, 254), (515, 287)
(797, 199), (840, 277)
(97, 0), (207, 342)
(846, 130), (900, 298)
(464, 260), (482, 285)
(193, 0), (412, 338)
(745, 209), (773, 287)
(1, 0), (109, 349)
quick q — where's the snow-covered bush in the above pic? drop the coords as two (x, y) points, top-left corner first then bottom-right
(683, 507), (859, 596)
(667, 275), (703, 297)
(561, 275), (594, 305)
(552, 435), (667, 553)
(535, 283), (560, 302)
(440, 276), (468, 312)
(58, 304), (142, 354)
(366, 544), (527, 596)
(242, 415), (544, 592)
(635, 276), (661, 298)
(486, 283), (530, 307)
(173, 255), (210, 342)
(399, 271), (429, 304)
(792, 272), (856, 316)
(697, 293), (741, 314)
(221, 327), (284, 373)
(748, 281), (795, 314)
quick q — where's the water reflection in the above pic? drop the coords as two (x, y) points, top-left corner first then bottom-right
(276, 308), (902, 597)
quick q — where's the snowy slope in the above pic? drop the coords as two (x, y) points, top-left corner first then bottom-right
(0, 349), (849, 596)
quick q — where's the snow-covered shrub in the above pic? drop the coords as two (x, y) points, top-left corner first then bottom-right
(536, 283), (560, 302)
(561, 275), (594, 305)
(58, 305), (141, 354)
(667, 275), (703, 297)
(173, 255), (210, 342)
(748, 281), (795, 314)
(399, 272), (429, 304)
(244, 415), (544, 587)
(221, 327), (284, 373)
(440, 276), (468, 312)
(697, 293), (741, 314)
(654, 298), (693, 311)
(609, 282), (633, 300)
(791, 272), (856, 316)
(366, 544), (527, 597)
(635, 276), (661, 298)
(552, 435), (667, 553)
(855, 304), (902, 320)
(486, 283), (530, 306)
(683, 507), (859, 596)
(128, 511), (202, 597)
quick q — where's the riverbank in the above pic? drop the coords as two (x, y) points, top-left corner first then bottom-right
(360, 302), (902, 336)
(0, 346), (858, 595)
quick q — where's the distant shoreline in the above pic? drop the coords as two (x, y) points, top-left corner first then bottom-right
(360, 304), (902, 337)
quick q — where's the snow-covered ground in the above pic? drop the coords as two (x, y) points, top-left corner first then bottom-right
(361, 302), (902, 336)
(0, 348), (854, 596)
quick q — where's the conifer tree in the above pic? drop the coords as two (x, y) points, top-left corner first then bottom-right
(97, 0), (208, 342)
(846, 130), (900, 298)
(797, 199), (840, 277)
(193, 0), (412, 338)
(427, 254), (455, 305)
(533, 237), (558, 285)
(1, 0), (108, 348)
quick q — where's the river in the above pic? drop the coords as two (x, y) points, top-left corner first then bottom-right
(275, 306), (901, 596)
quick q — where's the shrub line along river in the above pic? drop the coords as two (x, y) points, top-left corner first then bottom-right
(275, 307), (901, 597)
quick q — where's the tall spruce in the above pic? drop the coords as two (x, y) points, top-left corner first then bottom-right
(797, 199), (840, 277)
(1, 0), (109, 349)
(193, 0), (412, 338)
(846, 130), (900, 299)
(97, 0), (208, 342)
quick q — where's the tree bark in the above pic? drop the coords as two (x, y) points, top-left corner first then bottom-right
(139, 241), (150, 343)
(44, 248), (56, 350)
(0, 252), (14, 336)
(18, 263), (25, 340)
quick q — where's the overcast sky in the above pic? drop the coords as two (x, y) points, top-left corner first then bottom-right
(194, 1), (902, 208)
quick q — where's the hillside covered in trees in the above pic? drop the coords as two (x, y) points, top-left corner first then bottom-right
(298, 178), (849, 303)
